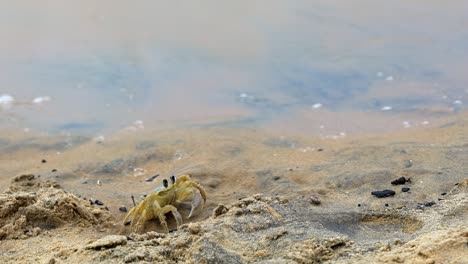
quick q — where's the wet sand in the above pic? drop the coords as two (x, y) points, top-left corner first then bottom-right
(0, 115), (467, 263)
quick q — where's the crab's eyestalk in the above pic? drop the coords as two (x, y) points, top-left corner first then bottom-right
(170, 175), (176, 184)
(131, 195), (136, 207)
(163, 179), (169, 188)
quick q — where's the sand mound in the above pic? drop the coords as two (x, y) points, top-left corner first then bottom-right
(68, 195), (353, 263)
(0, 174), (113, 240)
(374, 227), (468, 264)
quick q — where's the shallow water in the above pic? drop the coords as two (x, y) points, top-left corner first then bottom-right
(1, 1), (467, 136)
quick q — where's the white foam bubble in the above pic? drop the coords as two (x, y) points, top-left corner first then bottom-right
(381, 106), (392, 111)
(0, 94), (14, 109)
(402, 121), (411, 128)
(385, 76), (394, 81)
(312, 103), (322, 109)
(94, 135), (105, 143)
(32, 96), (51, 104)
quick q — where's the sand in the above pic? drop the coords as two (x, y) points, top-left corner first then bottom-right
(0, 117), (467, 263)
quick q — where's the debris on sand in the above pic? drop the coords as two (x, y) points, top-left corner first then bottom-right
(391, 177), (410, 185)
(371, 189), (396, 198)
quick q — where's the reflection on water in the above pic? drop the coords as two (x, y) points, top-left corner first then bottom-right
(1, 1), (467, 136)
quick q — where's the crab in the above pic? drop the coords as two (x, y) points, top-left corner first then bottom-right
(123, 174), (206, 232)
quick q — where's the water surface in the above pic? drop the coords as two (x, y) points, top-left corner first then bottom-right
(1, 1), (467, 136)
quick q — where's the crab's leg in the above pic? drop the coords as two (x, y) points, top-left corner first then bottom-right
(123, 206), (137, 225)
(157, 212), (169, 232)
(188, 182), (206, 203)
(133, 208), (150, 232)
(126, 199), (149, 231)
(159, 205), (183, 227)
(149, 200), (169, 232)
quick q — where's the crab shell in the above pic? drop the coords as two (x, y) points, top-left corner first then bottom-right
(123, 174), (206, 232)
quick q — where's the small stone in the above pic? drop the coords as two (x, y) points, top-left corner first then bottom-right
(206, 178), (221, 188)
(95, 200), (104, 206)
(402, 187), (410, 192)
(371, 190), (396, 198)
(48, 258), (56, 264)
(403, 160), (413, 168)
(317, 148), (324, 152)
(309, 194), (321, 205)
(84, 235), (127, 250)
(357, 204), (361, 207)
(119, 207), (127, 212)
(391, 177), (409, 185)
(441, 192), (447, 196)
(273, 176), (281, 181)
(424, 201), (435, 207)
(188, 223), (201, 234)
(213, 204), (229, 218)
(51, 169), (57, 172)
(42, 159), (47, 163)
(254, 249), (270, 258)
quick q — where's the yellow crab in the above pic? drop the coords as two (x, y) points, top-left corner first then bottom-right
(123, 174), (206, 232)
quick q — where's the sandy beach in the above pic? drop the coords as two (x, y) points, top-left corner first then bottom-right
(1, 115), (466, 263)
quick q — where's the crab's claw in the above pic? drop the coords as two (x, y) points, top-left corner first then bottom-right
(174, 175), (207, 218)
(188, 188), (203, 218)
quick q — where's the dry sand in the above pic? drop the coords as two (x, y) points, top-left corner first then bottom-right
(0, 117), (467, 263)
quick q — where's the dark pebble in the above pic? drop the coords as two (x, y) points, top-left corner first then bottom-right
(273, 176), (281, 181)
(441, 192), (447, 196)
(124, 221), (131, 226)
(317, 148), (324, 152)
(119, 207), (128, 212)
(169, 228), (178, 233)
(402, 187), (410, 192)
(357, 204), (361, 207)
(82, 181), (88, 184)
(42, 159), (47, 163)
(385, 203), (389, 207)
(391, 177), (410, 185)
(145, 174), (160, 182)
(424, 201), (435, 207)
(95, 200), (104, 206)
(371, 189), (396, 198)
(438, 198), (444, 201)
(89, 199), (94, 205)
(51, 169), (57, 172)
